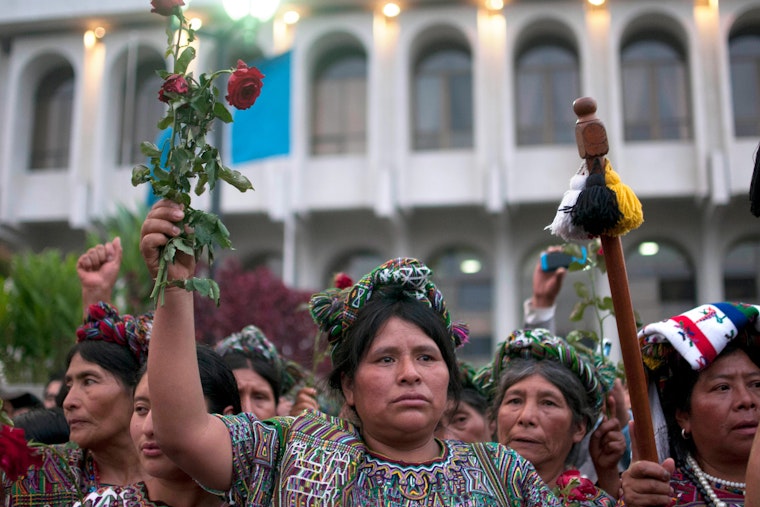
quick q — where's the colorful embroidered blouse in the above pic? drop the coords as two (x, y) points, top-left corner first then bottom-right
(2, 444), (95, 506)
(215, 410), (568, 506)
(71, 481), (228, 507)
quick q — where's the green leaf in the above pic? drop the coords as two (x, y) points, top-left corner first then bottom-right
(219, 167), (254, 192)
(139, 142), (162, 158)
(573, 280), (590, 299)
(157, 115), (174, 130)
(131, 165), (152, 186)
(175, 46), (196, 75)
(213, 101), (233, 123)
(569, 300), (587, 322)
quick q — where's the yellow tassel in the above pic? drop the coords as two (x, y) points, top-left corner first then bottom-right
(604, 160), (644, 236)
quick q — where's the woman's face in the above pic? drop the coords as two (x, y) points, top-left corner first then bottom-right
(342, 316), (450, 448)
(676, 349), (760, 464)
(496, 373), (586, 479)
(131, 374), (186, 480)
(63, 353), (135, 451)
(438, 400), (492, 443)
(234, 368), (277, 420)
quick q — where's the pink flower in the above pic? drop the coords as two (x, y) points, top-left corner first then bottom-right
(158, 74), (189, 103)
(333, 272), (354, 290)
(150, 0), (185, 16)
(556, 469), (597, 502)
(226, 60), (264, 110)
(0, 426), (43, 481)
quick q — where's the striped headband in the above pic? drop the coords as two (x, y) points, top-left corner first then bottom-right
(309, 257), (469, 357)
(76, 302), (152, 365)
(639, 301), (760, 372)
(488, 328), (615, 418)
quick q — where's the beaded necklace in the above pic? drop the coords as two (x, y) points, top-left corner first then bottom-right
(685, 454), (745, 507)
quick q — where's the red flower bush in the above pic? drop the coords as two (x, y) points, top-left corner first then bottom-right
(555, 469), (597, 502)
(150, 0), (184, 16)
(0, 426), (43, 481)
(226, 60), (265, 110)
(158, 74), (189, 103)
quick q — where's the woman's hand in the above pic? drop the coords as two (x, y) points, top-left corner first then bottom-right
(77, 237), (122, 316)
(289, 387), (320, 416)
(590, 395), (627, 498)
(140, 199), (195, 282)
(620, 420), (675, 506)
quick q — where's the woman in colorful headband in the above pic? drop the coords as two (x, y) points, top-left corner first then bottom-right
(488, 328), (624, 505)
(215, 324), (317, 419)
(73, 344), (241, 507)
(3, 300), (152, 504)
(138, 199), (574, 505)
(622, 302), (760, 507)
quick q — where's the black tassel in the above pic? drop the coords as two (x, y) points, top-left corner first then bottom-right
(570, 172), (622, 236)
(750, 142), (760, 217)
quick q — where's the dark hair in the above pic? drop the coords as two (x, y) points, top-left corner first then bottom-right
(327, 284), (462, 404)
(136, 344), (242, 415)
(222, 352), (281, 405)
(13, 407), (70, 445)
(66, 340), (142, 393)
(456, 387), (489, 417)
(197, 345), (242, 414)
(661, 336), (760, 463)
(492, 357), (594, 461)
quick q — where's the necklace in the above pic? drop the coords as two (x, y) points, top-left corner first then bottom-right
(686, 454), (745, 507)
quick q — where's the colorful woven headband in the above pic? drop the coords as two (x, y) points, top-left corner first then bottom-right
(214, 325), (296, 394)
(309, 257), (469, 354)
(458, 361), (491, 401)
(76, 302), (152, 365)
(639, 301), (760, 372)
(488, 328), (615, 416)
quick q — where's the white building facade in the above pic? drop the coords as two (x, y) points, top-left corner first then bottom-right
(1, 0), (760, 362)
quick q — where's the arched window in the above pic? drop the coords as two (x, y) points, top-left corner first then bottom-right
(729, 32), (760, 137)
(30, 65), (74, 170)
(429, 248), (491, 363)
(723, 239), (760, 300)
(626, 241), (696, 325)
(515, 40), (579, 145)
(311, 48), (367, 155)
(117, 47), (165, 165)
(621, 34), (691, 141)
(413, 44), (473, 150)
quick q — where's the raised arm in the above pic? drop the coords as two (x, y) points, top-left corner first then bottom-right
(140, 200), (234, 490)
(77, 237), (123, 317)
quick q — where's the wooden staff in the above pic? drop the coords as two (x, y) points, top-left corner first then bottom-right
(573, 97), (658, 463)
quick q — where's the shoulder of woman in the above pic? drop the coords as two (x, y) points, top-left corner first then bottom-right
(289, 410), (362, 446)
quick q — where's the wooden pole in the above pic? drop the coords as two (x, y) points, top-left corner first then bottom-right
(573, 97), (658, 463)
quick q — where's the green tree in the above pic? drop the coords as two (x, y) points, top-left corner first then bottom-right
(0, 250), (81, 383)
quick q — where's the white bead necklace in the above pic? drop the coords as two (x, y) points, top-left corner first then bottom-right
(686, 454), (745, 507)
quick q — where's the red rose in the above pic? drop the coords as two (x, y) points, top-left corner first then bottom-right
(158, 74), (189, 103)
(333, 272), (354, 290)
(225, 60), (264, 110)
(556, 470), (597, 501)
(0, 426), (43, 481)
(150, 0), (185, 16)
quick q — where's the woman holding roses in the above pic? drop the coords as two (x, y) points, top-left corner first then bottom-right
(138, 199), (577, 506)
(489, 328), (624, 506)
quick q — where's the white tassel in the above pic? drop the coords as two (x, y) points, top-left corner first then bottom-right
(546, 162), (591, 242)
